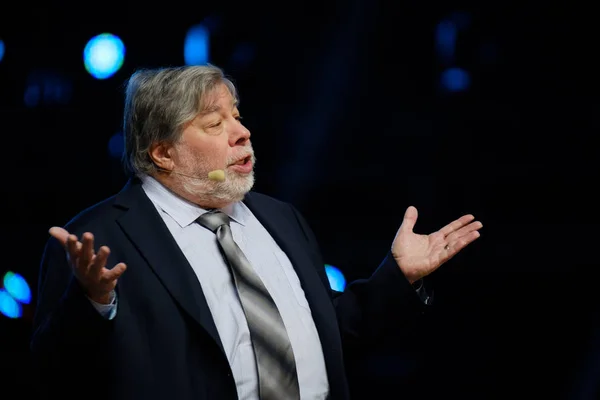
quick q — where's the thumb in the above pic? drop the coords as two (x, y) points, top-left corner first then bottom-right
(400, 206), (418, 232)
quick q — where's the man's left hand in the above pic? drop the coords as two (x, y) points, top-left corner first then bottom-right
(391, 206), (482, 283)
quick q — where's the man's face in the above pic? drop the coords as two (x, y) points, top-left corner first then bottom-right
(170, 82), (255, 205)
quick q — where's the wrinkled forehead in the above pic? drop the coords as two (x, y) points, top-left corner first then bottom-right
(198, 81), (238, 115)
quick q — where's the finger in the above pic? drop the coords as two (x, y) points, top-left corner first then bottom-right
(90, 246), (111, 279)
(446, 220), (483, 242)
(400, 206), (418, 232)
(79, 233), (95, 273)
(439, 214), (475, 237)
(66, 234), (81, 261)
(445, 230), (480, 256)
(49, 227), (70, 246)
(102, 263), (127, 283)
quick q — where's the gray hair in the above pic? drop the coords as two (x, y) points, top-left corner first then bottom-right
(121, 64), (238, 176)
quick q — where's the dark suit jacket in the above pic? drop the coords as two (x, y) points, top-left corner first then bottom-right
(30, 178), (427, 399)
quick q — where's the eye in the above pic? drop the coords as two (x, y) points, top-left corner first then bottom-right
(235, 115), (243, 122)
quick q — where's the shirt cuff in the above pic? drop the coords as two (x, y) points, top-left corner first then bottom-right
(412, 279), (433, 305)
(88, 290), (118, 320)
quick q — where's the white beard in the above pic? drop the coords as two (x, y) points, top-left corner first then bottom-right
(176, 145), (255, 205)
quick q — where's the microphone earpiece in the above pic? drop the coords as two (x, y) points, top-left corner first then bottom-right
(156, 167), (226, 182)
(207, 170), (226, 182)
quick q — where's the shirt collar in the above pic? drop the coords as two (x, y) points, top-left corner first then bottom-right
(140, 174), (247, 228)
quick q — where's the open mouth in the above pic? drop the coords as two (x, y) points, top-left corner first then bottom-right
(233, 155), (251, 166)
(228, 155), (253, 174)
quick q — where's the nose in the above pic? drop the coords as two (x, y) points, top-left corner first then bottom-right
(230, 119), (251, 147)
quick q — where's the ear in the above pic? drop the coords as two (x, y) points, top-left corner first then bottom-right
(149, 142), (175, 171)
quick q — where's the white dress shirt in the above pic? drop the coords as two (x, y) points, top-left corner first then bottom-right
(91, 175), (330, 399)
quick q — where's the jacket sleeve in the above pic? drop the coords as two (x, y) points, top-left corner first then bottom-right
(288, 203), (430, 345)
(30, 236), (115, 384)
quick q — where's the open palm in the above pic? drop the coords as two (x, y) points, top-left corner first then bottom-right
(391, 206), (482, 283)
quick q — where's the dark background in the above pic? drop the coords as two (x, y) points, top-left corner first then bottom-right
(1, 1), (598, 399)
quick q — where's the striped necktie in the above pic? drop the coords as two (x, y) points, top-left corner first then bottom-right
(197, 210), (301, 400)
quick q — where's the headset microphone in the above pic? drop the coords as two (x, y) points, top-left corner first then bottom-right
(156, 168), (226, 182)
(207, 170), (225, 182)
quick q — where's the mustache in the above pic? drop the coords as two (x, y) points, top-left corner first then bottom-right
(227, 145), (255, 164)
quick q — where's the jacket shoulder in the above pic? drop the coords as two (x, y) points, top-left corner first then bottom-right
(62, 194), (120, 233)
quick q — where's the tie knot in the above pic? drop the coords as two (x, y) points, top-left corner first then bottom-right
(197, 210), (230, 233)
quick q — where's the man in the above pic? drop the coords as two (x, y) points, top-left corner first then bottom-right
(31, 65), (482, 400)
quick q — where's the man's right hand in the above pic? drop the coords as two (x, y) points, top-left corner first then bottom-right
(49, 227), (127, 305)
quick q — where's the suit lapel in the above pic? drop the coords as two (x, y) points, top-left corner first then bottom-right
(114, 179), (225, 355)
(243, 193), (340, 348)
